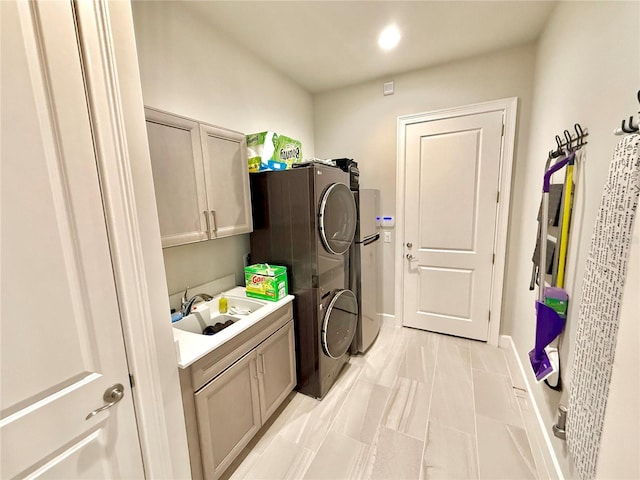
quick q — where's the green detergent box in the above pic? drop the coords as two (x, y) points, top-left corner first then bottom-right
(244, 264), (288, 301)
(246, 131), (303, 172)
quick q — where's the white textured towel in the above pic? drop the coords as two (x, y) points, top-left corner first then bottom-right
(566, 134), (640, 480)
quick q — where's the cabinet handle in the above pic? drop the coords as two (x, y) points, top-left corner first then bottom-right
(252, 358), (258, 379)
(210, 210), (217, 232)
(258, 353), (265, 374)
(204, 210), (211, 238)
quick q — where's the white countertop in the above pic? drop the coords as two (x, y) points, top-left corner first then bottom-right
(172, 286), (294, 368)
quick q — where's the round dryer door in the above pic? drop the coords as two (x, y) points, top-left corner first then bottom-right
(322, 289), (358, 359)
(318, 183), (357, 255)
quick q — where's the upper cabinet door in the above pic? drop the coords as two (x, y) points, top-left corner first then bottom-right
(145, 108), (209, 247)
(200, 124), (253, 238)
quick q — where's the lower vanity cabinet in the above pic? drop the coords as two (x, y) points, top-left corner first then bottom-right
(179, 308), (296, 480)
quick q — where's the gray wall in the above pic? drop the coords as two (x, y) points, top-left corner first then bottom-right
(131, 1), (315, 298)
(507, 1), (640, 476)
(313, 43), (537, 317)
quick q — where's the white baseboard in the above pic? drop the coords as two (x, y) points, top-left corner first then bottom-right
(500, 335), (564, 480)
(381, 313), (400, 327)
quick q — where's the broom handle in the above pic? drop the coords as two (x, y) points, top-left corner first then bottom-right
(539, 193), (549, 302)
(556, 161), (575, 288)
(543, 153), (573, 193)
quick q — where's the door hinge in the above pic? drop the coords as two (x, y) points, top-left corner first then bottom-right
(496, 191), (500, 203)
(492, 253), (495, 264)
(129, 374), (135, 388)
(488, 310), (492, 322)
(501, 123), (505, 137)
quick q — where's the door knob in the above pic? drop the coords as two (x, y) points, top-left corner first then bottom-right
(406, 253), (415, 261)
(86, 383), (125, 420)
(406, 242), (412, 248)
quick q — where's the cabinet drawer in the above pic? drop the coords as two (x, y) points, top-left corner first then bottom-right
(190, 302), (293, 391)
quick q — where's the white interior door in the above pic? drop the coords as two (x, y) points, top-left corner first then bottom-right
(402, 110), (504, 341)
(1, 1), (144, 478)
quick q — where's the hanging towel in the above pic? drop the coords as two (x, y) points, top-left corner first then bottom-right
(566, 134), (640, 480)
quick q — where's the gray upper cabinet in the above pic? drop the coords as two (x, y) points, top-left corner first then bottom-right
(200, 123), (253, 239)
(144, 107), (252, 248)
(145, 108), (209, 246)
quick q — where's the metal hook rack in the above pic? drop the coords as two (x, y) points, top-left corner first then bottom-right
(548, 123), (589, 158)
(613, 90), (640, 135)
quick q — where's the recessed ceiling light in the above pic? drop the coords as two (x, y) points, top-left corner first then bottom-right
(378, 25), (401, 51)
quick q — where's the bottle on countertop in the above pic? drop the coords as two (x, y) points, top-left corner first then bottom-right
(219, 293), (228, 314)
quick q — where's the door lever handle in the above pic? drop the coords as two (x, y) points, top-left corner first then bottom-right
(86, 383), (125, 420)
(406, 254), (415, 261)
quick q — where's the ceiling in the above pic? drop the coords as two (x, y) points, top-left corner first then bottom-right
(184, 1), (557, 94)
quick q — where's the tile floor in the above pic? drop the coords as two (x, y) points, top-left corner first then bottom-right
(221, 319), (554, 480)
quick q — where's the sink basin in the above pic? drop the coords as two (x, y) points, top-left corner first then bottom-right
(222, 296), (266, 315)
(173, 313), (240, 335)
(172, 286), (293, 368)
(172, 294), (267, 336)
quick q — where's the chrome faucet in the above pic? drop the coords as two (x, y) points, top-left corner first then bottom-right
(180, 287), (213, 316)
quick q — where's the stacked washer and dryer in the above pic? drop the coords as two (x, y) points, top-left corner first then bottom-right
(249, 163), (358, 399)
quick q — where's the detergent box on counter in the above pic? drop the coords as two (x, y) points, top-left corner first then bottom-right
(246, 131), (303, 172)
(244, 264), (288, 301)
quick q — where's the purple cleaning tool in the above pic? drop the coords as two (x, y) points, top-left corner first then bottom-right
(533, 301), (565, 353)
(529, 347), (555, 381)
(529, 301), (565, 381)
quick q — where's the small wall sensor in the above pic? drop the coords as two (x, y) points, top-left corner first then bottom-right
(383, 81), (394, 96)
(380, 216), (395, 228)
